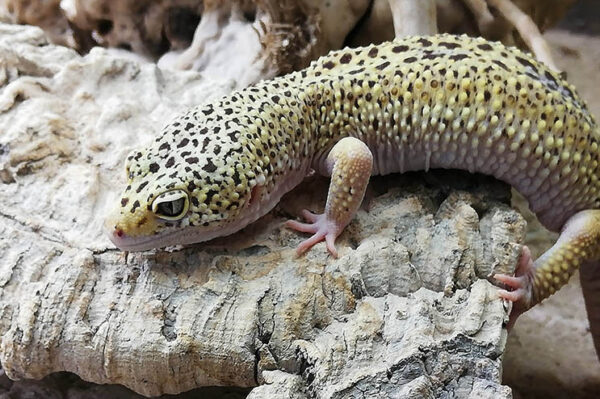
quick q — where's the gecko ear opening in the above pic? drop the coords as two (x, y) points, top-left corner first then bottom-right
(152, 189), (190, 220)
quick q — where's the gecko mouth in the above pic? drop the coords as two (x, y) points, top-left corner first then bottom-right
(106, 226), (192, 251)
(104, 219), (244, 252)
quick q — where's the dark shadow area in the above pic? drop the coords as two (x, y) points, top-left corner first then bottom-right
(558, 0), (600, 36)
(0, 366), (250, 399)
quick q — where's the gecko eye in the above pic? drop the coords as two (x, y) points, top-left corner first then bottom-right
(152, 189), (189, 220)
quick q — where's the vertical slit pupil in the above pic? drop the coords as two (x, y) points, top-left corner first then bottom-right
(158, 198), (184, 216)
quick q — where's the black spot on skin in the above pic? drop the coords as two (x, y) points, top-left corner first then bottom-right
(449, 54), (468, 61)
(202, 159), (217, 172)
(177, 138), (189, 148)
(181, 151), (191, 158)
(392, 45), (409, 53)
(149, 163), (160, 173)
(206, 189), (218, 203)
(563, 85), (575, 101)
(340, 53), (352, 63)
(232, 170), (241, 185)
(376, 61), (390, 70)
(422, 53), (442, 60)
(166, 157), (175, 168)
(214, 127), (221, 134)
(516, 56), (535, 69)
(373, 120), (379, 130)
(134, 152), (142, 160)
(186, 157), (199, 164)
(349, 68), (365, 75)
(121, 198), (129, 207)
(323, 61), (335, 69)
(271, 95), (280, 103)
(158, 143), (170, 151)
(406, 115), (412, 125)
(224, 108), (233, 115)
(477, 43), (493, 51)
(199, 127), (208, 135)
(492, 60), (509, 71)
(202, 137), (210, 150)
(365, 93), (372, 101)
(130, 200), (140, 213)
(188, 181), (197, 192)
(418, 38), (432, 47)
(439, 41), (461, 49)
(136, 181), (149, 193)
(185, 123), (194, 130)
(214, 145), (221, 155)
(202, 108), (214, 116)
(404, 57), (417, 63)
(544, 70), (558, 85)
(368, 47), (378, 57)
(484, 91), (491, 101)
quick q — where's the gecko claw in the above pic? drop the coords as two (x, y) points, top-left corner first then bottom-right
(286, 209), (341, 257)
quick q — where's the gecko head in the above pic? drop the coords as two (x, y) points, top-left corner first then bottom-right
(104, 138), (261, 252)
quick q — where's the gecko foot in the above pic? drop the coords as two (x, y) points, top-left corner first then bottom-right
(285, 209), (343, 258)
(494, 245), (536, 330)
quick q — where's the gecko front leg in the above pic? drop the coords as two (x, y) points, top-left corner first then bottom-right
(286, 137), (373, 257)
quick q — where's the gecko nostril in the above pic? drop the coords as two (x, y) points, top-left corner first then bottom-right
(115, 228), (125, 238)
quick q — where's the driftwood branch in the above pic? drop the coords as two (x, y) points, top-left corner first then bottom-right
(388, 0), (438, 37)
(0, 23), (527, 397)
(485, 0), (559, 71)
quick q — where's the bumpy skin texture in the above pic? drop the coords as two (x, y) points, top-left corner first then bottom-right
(105, 34), (600, 353)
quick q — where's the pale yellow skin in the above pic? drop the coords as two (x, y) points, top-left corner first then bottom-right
(105, 34), (600, 357)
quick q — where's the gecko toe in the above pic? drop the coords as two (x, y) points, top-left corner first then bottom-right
(286, 220), (318, 234)
(296, 231), (326, 255)
(494, 273), (524, 289)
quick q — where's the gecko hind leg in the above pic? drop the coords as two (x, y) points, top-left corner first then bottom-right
(496, 245), (535, 330)
(581, 259), (600, 361)
(495, 209), (600, 346)
(286, 137), (373, 258)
